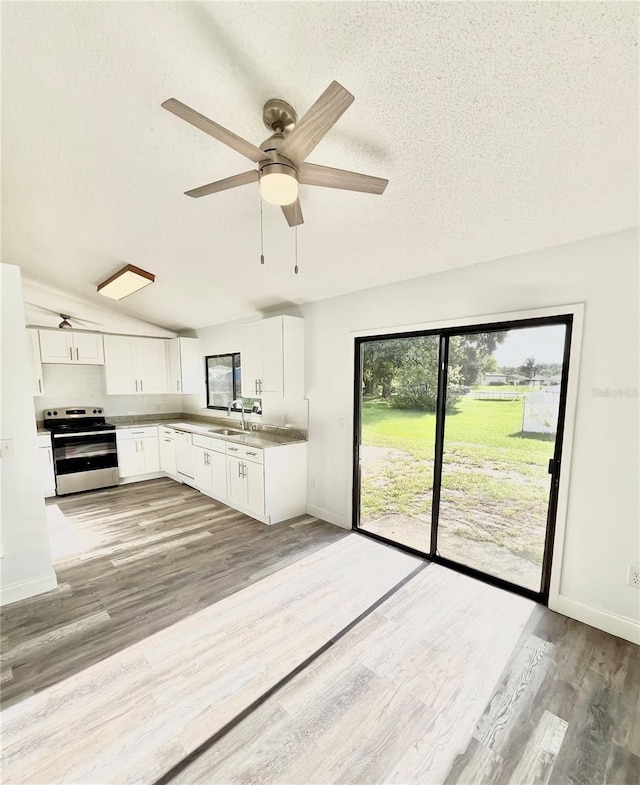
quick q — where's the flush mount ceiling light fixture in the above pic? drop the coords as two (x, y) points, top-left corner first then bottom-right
(161, 82), (388, 227)
(97, 264), (155, 300)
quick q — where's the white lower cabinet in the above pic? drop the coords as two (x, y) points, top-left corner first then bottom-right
(38, 439), (55, 498)
(116, 428), (160, 480)
(227, 455), (265, 517)
(193, 434), (227, 499)
(159, 427), (177, 477)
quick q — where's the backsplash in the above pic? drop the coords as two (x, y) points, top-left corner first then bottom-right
(35, 365), (182, 419)
(35, 365), (308, 433)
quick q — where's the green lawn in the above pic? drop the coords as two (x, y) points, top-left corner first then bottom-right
(359, 397), (555, 573)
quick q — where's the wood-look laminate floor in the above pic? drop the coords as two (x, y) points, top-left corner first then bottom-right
(1, 479), (638, 785)
(0, 477), (348, 706)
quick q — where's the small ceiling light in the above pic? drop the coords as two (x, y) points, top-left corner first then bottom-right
(97, 264), (155, 300)
(259, 162), (299, 206)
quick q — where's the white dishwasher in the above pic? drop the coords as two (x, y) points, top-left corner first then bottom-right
(174, 430), (196, 485)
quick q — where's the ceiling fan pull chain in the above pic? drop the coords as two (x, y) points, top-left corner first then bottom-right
(294, 225), (299, 274)
(260, 196), (265, 265)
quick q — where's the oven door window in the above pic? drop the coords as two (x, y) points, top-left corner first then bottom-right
(53, 434), (118, 475)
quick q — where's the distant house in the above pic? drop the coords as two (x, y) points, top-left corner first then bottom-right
(479, 372), (508, 384)
(541, 374), (563, 386)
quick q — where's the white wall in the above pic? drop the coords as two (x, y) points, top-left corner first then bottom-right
(298, 228), (639, 642)
(1, 265), (57, 604)
(35, 364), (183, 420)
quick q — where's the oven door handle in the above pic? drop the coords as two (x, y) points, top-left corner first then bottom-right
(52, 430), (116, 438)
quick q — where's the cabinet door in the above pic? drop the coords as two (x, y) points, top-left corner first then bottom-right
(194, 447), (211, 491)
(141, 436), (160, 474)
(28, 329), (44, 395)
(166, 339), (181, 394)
(226, 455), (246, 506)
(209, 450), (227, 499)
(39, 330), (74, 363)
(39, 446), (56, 497)
(73, 332), (104, 365)
(179, 338), (202, 395)
(116, 437), (141, 478)
(135, 338), (168, 394)
(261, 317), (284, 395)
(241, 321), (263, 397)
(159, 436), (176, 476)
(104, 335), (137, 394)
(244, 460), (265, 516)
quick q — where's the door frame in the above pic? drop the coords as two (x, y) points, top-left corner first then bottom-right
(350, 303), (584, 609)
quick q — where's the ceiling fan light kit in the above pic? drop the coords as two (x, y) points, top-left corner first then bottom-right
(161, 80), (388, 228)
(259, 162), (299, 205)
(97, 264), (155, 300)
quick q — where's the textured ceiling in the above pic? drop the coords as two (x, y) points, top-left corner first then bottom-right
(2, 1), (637, 332)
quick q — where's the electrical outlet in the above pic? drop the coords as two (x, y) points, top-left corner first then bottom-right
(627, 566), (640, 588)
(0, 439), (15, 458)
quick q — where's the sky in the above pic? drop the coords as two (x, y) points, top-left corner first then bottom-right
(493, 325), (566, 367)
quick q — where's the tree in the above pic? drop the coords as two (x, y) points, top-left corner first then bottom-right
(449, 332), (507, 386)
(362, 339), (406, 398)
(519, 356), (538, 382)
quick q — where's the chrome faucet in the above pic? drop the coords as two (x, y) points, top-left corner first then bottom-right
(228, 398), (246, 431)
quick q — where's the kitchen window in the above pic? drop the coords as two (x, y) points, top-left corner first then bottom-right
(205, 353), (242, 410)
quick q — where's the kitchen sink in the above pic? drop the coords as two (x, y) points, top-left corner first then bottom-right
(208, 427), (245, 436)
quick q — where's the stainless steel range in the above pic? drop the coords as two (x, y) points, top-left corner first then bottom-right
(43, 407), (119, 495)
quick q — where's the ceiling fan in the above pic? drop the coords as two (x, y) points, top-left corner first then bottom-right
(25, 304), (101, 329)
(161, 81), (388, 227)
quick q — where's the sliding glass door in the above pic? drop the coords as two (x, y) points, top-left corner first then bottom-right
(357, 335), (439, 553)
(353, 316), (572, 601)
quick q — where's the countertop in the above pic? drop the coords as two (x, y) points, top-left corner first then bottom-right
(113, 418), (306, 450)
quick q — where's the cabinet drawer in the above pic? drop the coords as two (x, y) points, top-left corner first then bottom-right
(192, 434), (226, 453)
(160, 426), (177, 438)
(226, 443), (264, 463)
(116, 426), (158, 440)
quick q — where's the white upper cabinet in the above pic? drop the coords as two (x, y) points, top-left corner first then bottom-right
(103, 335), (168, 395)
(39, 330), (104, 365)
(167, 337), (201, 394)
(241, 315), (304, 399)
(27, 328), (44, 395)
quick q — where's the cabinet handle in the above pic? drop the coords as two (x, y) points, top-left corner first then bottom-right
(135, 380), (138, 392)
(75, 347), (79, 361)
(242, 462), (247, 478)
(131, 431), (145, 435)
(164, 439), (171, 443)
(177, 381), (180, 392)
(246, 451), (258, 456)
(69, 347), (73, 361)
(237, 461), (241, 478)
(228, 447), (239, 452)
(38, 379), (42, 394)
(140, 379), (144, 392)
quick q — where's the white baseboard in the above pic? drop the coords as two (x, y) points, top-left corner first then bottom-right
(0, 570), (58, 607)
(554, 594), (640, 645)
(306, 504), (349, 530)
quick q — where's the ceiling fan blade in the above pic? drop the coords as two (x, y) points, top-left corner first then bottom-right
(162, 98), (266, 164)
(299, 162), (388, 195)
(281, 198), (304, 227)
(185, 170), (258, 198)
(278, 81), (354, 163)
